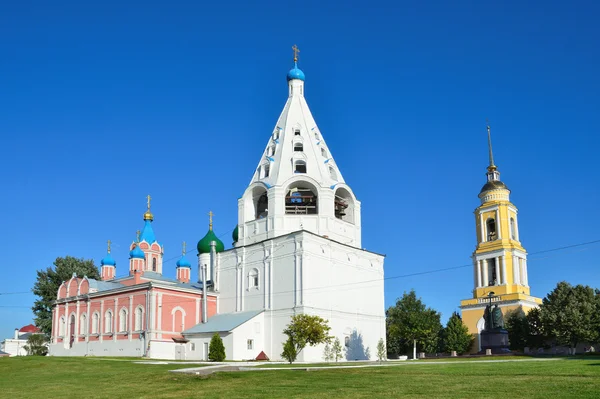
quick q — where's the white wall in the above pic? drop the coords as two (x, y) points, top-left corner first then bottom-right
(2, 339), (28, 356)
(49, 339), (145, 357)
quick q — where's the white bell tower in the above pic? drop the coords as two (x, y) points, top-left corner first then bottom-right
(235, 48), (361, 248)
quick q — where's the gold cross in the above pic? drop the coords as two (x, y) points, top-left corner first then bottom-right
(208, 211), (214, 231)
(107, 239), (111, 253)
(182, 241), (186, 255)
(292, 44), (300, 62)
(146, 194), (152, 210)
(136, 230), (140, 242)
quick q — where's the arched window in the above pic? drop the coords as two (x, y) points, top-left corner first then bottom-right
(267, 146), (275, 157)
(294, 160), (307, 173)
(487, 258), (497, 286)
(334, 187), (355, 224)
(510, 218), (516, 240)
(285, 184), (318, 215)
(486, 218), (497, 241)
(260, 163), (270, 179)
(59, 316), (66, 337)
(248, 268), (259, 289)
(119, 308), (128, 332)
(80, 313), (87, 335)
(273, 130), (280, 140)
(92, 312), (99, 334)
(69, 315), (76, 347)
(152, 258), (157, 272)
(329, 166), (337, 181)
(172, 308), (185, 333)
(256, 192), (268, 219)
(105, 310), (113, 334)
(321, 147), (327, 158)
(314, 131), (319, 140)
(135, 307), (144, 331)
(294, 143), (303, 152)
(294, 129), (301, 136)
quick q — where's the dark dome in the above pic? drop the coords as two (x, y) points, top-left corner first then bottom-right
(480, 180), (509, 194)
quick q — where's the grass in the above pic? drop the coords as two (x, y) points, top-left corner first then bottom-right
(1, 356), (599, 399)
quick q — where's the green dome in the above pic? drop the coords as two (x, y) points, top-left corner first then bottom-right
(232, 225), (239, 243)
(197, 229), (225, 254)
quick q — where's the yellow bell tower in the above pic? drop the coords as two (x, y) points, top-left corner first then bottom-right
(460, 124), (542, 352)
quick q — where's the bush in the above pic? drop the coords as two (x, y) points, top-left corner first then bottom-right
(281, 337), (298, 364)
(208, 333), (226, 361)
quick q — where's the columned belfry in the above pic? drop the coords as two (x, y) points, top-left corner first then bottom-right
(460, 124), (542, 351)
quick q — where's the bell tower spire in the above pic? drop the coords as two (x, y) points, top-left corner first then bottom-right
(460, 123), (542, 352)
(235, 48), (362, 248)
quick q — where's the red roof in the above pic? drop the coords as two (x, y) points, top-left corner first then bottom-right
(255, 351), (269, 361)
(19, 324), (40, 333)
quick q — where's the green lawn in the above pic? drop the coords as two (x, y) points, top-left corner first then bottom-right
(1, 356), (599, 399)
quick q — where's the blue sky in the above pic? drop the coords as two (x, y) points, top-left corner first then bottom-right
(1, 0), (599, 340)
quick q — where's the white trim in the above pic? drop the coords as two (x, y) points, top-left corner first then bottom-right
(171, 306), (186, 333)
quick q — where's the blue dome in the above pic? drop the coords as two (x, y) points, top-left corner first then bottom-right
(176, 255), (191, 268)
(287, 62), (305, 82)
(139, 220), (157, 244)
(129, 245), (145, 259)
(101, 253), (116, 266)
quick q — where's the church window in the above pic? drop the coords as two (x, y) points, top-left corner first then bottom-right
(92, 312), (99, 334)
(294, 143), (303, 152)
(59, 316), (66, 337)
(314, 131), (319, 140)
(255, 192), (268, 219)
(260, 163), (270, 179)
(173, 308), (184, 333)
(273, 130), (280, 140)
(344, 336), (350, 347)
(294, 160), (307, 173)
(510, 217), (516, 240)
(294, 129), (301, 136)
(247, 339), (254, 350)
(487, 258), (497, 286)
(285, 185), (318, 215)
(135, 307), (143, 331)
(334, 187), (354, 224)
(152, 258), (157, 272)
(249, 268), (259, 289)
(486, 218), (497, 241)
(321, 147), (327, 158)
(105, 310), (113, 334)
(267, 146), (275, 157)
(69, 315), (76, 347)
(80, 313), (87, 335)
(119, 308), (128, 332)
(329, 166), (337, 181)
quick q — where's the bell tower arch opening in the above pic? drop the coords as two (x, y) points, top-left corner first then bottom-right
(334, 187), (354, 224)
(285, 181), (318, 215)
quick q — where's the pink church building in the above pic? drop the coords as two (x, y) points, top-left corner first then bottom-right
(49, 200), (219, 359)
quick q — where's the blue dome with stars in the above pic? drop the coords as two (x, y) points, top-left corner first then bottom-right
(129, 245), (145, 259)
(176, 255), (191, 268)
(287, 62), (305, 82)
(101, 253), (116, 266)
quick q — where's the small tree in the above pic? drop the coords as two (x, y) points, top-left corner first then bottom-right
(442, 312), (473, 354)
(505, 308), (529, 351)
(23, 334), (47, 356)
(281, 314), (331, 363)
(323, 342), (333, 362)
(376, 338), (386, 361)
(332, 338), (343, 362)
(208, 333), (226, 361)
(281, 337), (297, 364)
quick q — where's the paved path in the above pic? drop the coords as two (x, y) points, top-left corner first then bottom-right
(170, 357), (563, 376)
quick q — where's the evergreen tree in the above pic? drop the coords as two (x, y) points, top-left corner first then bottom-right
(332, 338), (343, 362)
(23, 334), (48, 356)
(376, 338), (386, 361)
(386, 290), (442, 356)
(504, 308), (529, 351)
(32, 256), (100, 335)
(208, 333), (226, 361)
(441, 312), (473, 354)
(281, 337), (297, 364)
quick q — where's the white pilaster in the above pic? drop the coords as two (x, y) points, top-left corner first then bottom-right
(513, 255), (520, 285)
(113, 298), (118, 342)
(100, 300), (104, 343)
(157, 293), (163, 339)
(495, 209), (501, 239)
(495, 257), (501, 285)
(195, 298), (200, 324)
(476, 259), (482, 288)
(523, 259), (529, 286)
(501, 255), (507, 286)
(129, 295), (133, 341)
(483, 260), (489, 287)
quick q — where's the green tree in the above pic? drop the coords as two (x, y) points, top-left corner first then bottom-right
(386, 290), (442, 357)
(441, 312), (473, 354)
(525, 307), (546, 349)
(332, 337), (343, 362)
(32, 256), (100, 335)
(376, 338), (386, 361)
(281, 314), (331, 363)
(504, 308), (529, 351)
(322, 342), (333, 362)
(23, 334), (48, 356)
(208, 333), (226, 361)
(539, 281), (600, 353)
(281, 337), (297, 364)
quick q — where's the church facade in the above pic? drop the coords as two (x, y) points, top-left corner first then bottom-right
(460, 126), (542, 352)
(49, 53), (386, 362)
